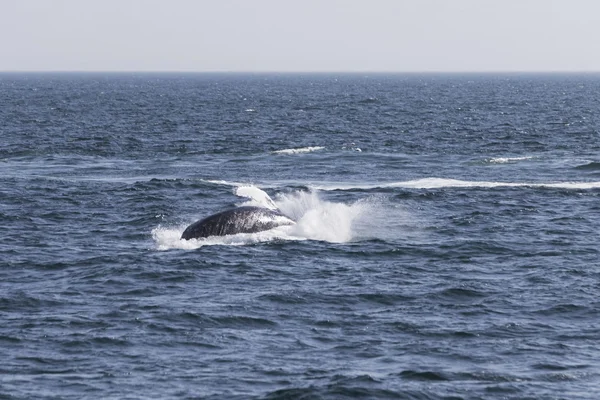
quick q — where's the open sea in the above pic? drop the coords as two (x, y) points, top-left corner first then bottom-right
(1, 72), (600, 399)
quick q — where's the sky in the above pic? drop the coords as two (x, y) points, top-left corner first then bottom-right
(1, 0), (599, 72)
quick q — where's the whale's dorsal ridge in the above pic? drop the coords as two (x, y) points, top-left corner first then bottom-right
(181, 206), (294, 240)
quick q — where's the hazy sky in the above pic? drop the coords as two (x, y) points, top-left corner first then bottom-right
(2, 0), (599, 72)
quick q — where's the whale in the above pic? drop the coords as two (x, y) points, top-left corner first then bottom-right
(180, 206), (295, 240)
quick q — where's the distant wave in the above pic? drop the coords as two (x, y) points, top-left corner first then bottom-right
(313, 178), (600, 191)
(201, 179), (257, 188)
(199, 177), (600, 191)
(272, 146), (325, 155)
(487, 156), (534, 164)
(574, 161), (600, 171)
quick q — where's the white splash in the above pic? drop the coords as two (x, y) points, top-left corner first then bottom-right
(151, 224), (297, 251)
(276, 190), (365, 243)
(271, 146), (325, 155)
(234, 186), (278, 210)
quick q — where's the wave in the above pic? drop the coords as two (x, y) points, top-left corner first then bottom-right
(136, 177), (600, 192)
(152, 186), (375, 250)
(487, 156), (534, 164)
(271, 146), (325, 155)
(312, 178), (600, 191)
(201, 179), (248, 187)
(574, 161), (600, 171)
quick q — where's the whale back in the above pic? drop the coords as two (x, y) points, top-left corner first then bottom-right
(181, 206), (294, 240)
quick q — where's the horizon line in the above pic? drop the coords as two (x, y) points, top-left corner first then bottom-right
(1, 70), (600, 75)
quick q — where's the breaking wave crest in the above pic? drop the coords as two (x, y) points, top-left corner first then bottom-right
(313, 178), (600, 191)
(271, 146), (325, 155)
(487, 156), (534, 164)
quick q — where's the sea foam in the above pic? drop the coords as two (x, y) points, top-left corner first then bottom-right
(271, 146), (325, 155)
(312, 178), (600, 191)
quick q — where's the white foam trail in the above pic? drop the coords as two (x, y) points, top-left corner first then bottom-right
(313, 178), (600, 191)
(272, 146), (325, 155)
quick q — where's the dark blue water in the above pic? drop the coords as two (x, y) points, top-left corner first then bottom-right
(2, 73), (600, 399)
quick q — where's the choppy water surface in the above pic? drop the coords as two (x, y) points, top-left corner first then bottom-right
(2, 73), (600, 399)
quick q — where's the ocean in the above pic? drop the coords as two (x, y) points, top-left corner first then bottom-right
(1, 72), (600, 399)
